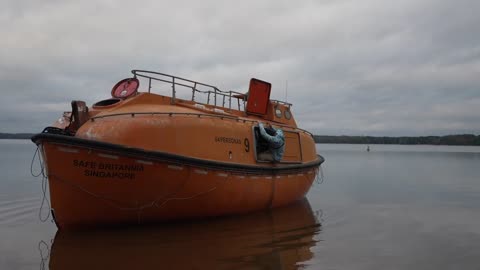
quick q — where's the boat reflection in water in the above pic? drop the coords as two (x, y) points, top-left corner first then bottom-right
(49, 199), (321, 269)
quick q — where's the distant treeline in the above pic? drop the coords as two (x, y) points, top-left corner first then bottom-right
(2, 132), (480, 146)
(314, 134), (480, 146)
(0, 133), (34, 139)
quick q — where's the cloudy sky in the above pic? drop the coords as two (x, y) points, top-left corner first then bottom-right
(1, 0), (479, 136)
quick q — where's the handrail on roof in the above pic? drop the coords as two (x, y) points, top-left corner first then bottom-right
(271, 99), (292, 107)
(131, 70), (247, 111)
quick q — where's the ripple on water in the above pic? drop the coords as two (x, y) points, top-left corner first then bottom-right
(0, 196), (41, 226)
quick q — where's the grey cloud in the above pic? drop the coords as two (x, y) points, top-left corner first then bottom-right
(1, 0), (479, 135)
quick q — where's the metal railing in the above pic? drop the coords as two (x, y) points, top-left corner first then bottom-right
(271, 99), (292, 107)
(132, 70), (247, 111)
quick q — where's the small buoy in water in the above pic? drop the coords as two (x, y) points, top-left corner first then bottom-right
(367, 145), (370, 152)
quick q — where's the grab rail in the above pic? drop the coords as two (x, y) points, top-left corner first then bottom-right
(132, 70), (247, 111)
(90, 111), (314, 137)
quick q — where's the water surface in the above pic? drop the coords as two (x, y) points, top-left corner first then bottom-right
(1, 140), (480, 269)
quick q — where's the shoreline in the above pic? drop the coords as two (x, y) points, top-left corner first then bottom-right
(2, 133), (479, 146)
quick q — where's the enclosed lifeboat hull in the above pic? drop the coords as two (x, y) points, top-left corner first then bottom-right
(33, 132), (322, 229)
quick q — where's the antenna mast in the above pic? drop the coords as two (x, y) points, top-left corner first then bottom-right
(285, 80), (288, 102)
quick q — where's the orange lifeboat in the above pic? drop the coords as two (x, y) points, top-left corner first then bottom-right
(31, 70), (324, 229)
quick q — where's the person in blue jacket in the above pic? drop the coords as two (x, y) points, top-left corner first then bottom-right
(258, 122), (285, 162)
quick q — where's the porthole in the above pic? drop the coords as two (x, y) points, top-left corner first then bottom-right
(284, 109), (291, 119)
(275, 108), (282, 118)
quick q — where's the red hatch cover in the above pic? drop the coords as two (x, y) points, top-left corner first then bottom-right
(246, 78), (271, 115)
(111, 78), (139, 99)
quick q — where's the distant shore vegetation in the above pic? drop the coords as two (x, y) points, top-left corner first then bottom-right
(0, 133), (35, 140)
(314, 134), (480, 146)
(2, 133), (480, 146)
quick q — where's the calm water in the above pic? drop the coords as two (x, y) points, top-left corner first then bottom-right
(1, 140), (480, 269)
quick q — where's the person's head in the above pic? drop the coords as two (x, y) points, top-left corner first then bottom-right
(265, 126), (277, 136)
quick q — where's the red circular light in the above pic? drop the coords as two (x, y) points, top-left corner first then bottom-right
(111, 78), (139, 99)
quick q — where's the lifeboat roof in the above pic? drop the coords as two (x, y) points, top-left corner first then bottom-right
(127, 70), (296, 127)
